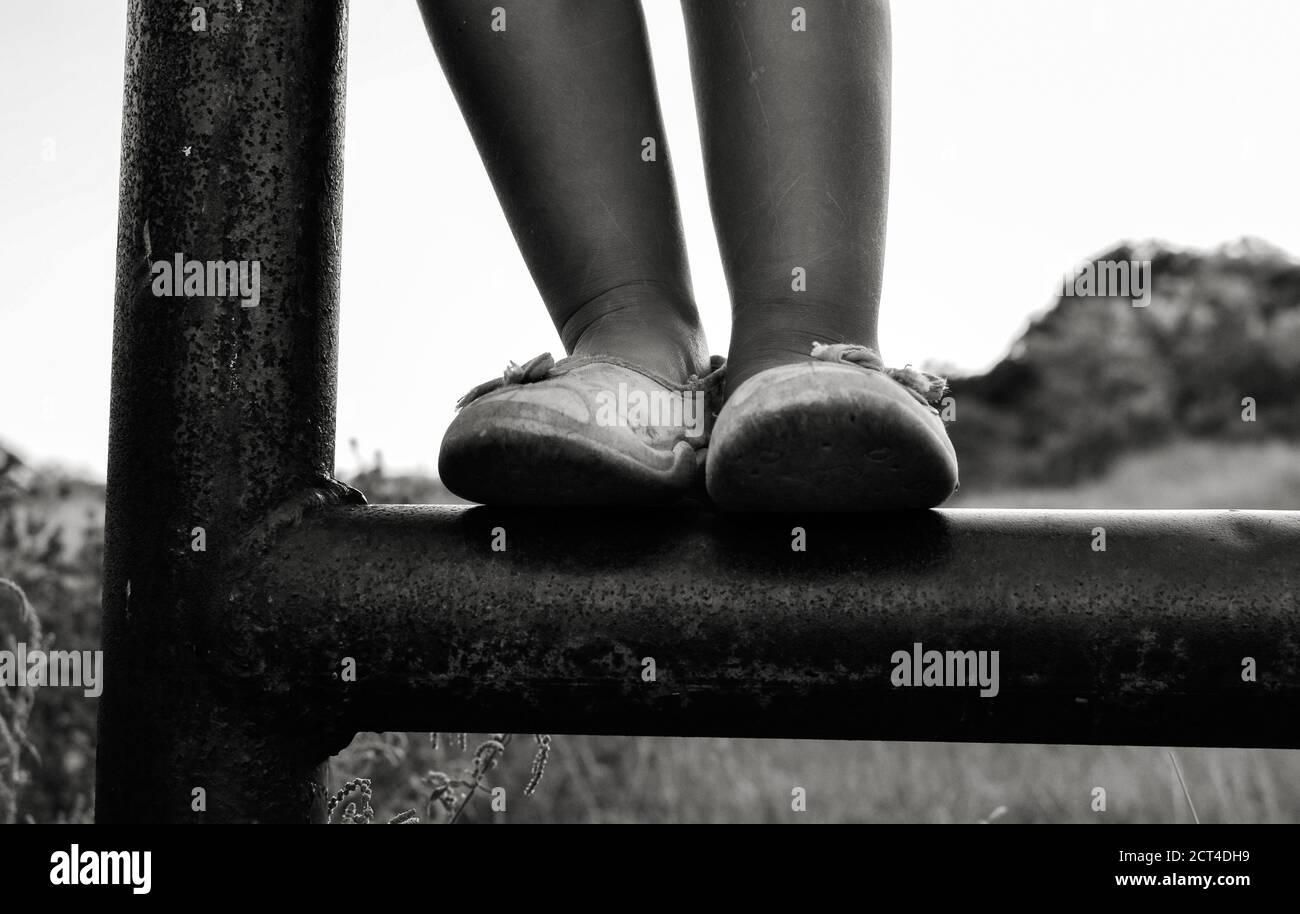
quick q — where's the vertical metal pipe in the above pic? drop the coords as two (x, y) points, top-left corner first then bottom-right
(98, 0), (348, 822)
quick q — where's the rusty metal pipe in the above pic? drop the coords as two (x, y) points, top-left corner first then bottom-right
(99, 0), (349, 823)
(231, 505), (1300, 750)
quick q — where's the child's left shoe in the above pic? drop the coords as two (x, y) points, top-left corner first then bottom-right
(705, 343), (958, 512)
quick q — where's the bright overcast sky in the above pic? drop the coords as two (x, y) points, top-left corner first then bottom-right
(3, 1), (1300, 479)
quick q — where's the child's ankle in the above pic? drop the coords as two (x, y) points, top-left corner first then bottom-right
(725, 315), (878, 398)
(562, 284), (710, 383)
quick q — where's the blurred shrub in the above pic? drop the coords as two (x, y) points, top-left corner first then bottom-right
(0, 453), (101, 822)
(948, 238), (1300, 489)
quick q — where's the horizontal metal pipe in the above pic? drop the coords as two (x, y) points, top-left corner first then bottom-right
(229, 506), (1300, 749)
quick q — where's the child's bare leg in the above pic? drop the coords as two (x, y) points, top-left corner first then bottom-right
(418, 0), (709, 383)
(681, 0), (890, 396)
(684, 0), (954, 510)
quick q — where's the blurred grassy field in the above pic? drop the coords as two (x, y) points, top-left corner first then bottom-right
(951, 439), (1300, 510)
(339, 736), (1299, 824)
(332, 439), (1300, 824)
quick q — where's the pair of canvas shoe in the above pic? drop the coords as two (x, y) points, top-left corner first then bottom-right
(439, 343), (958, 511)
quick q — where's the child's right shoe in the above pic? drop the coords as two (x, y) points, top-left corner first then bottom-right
(704, 343), (958, 512)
